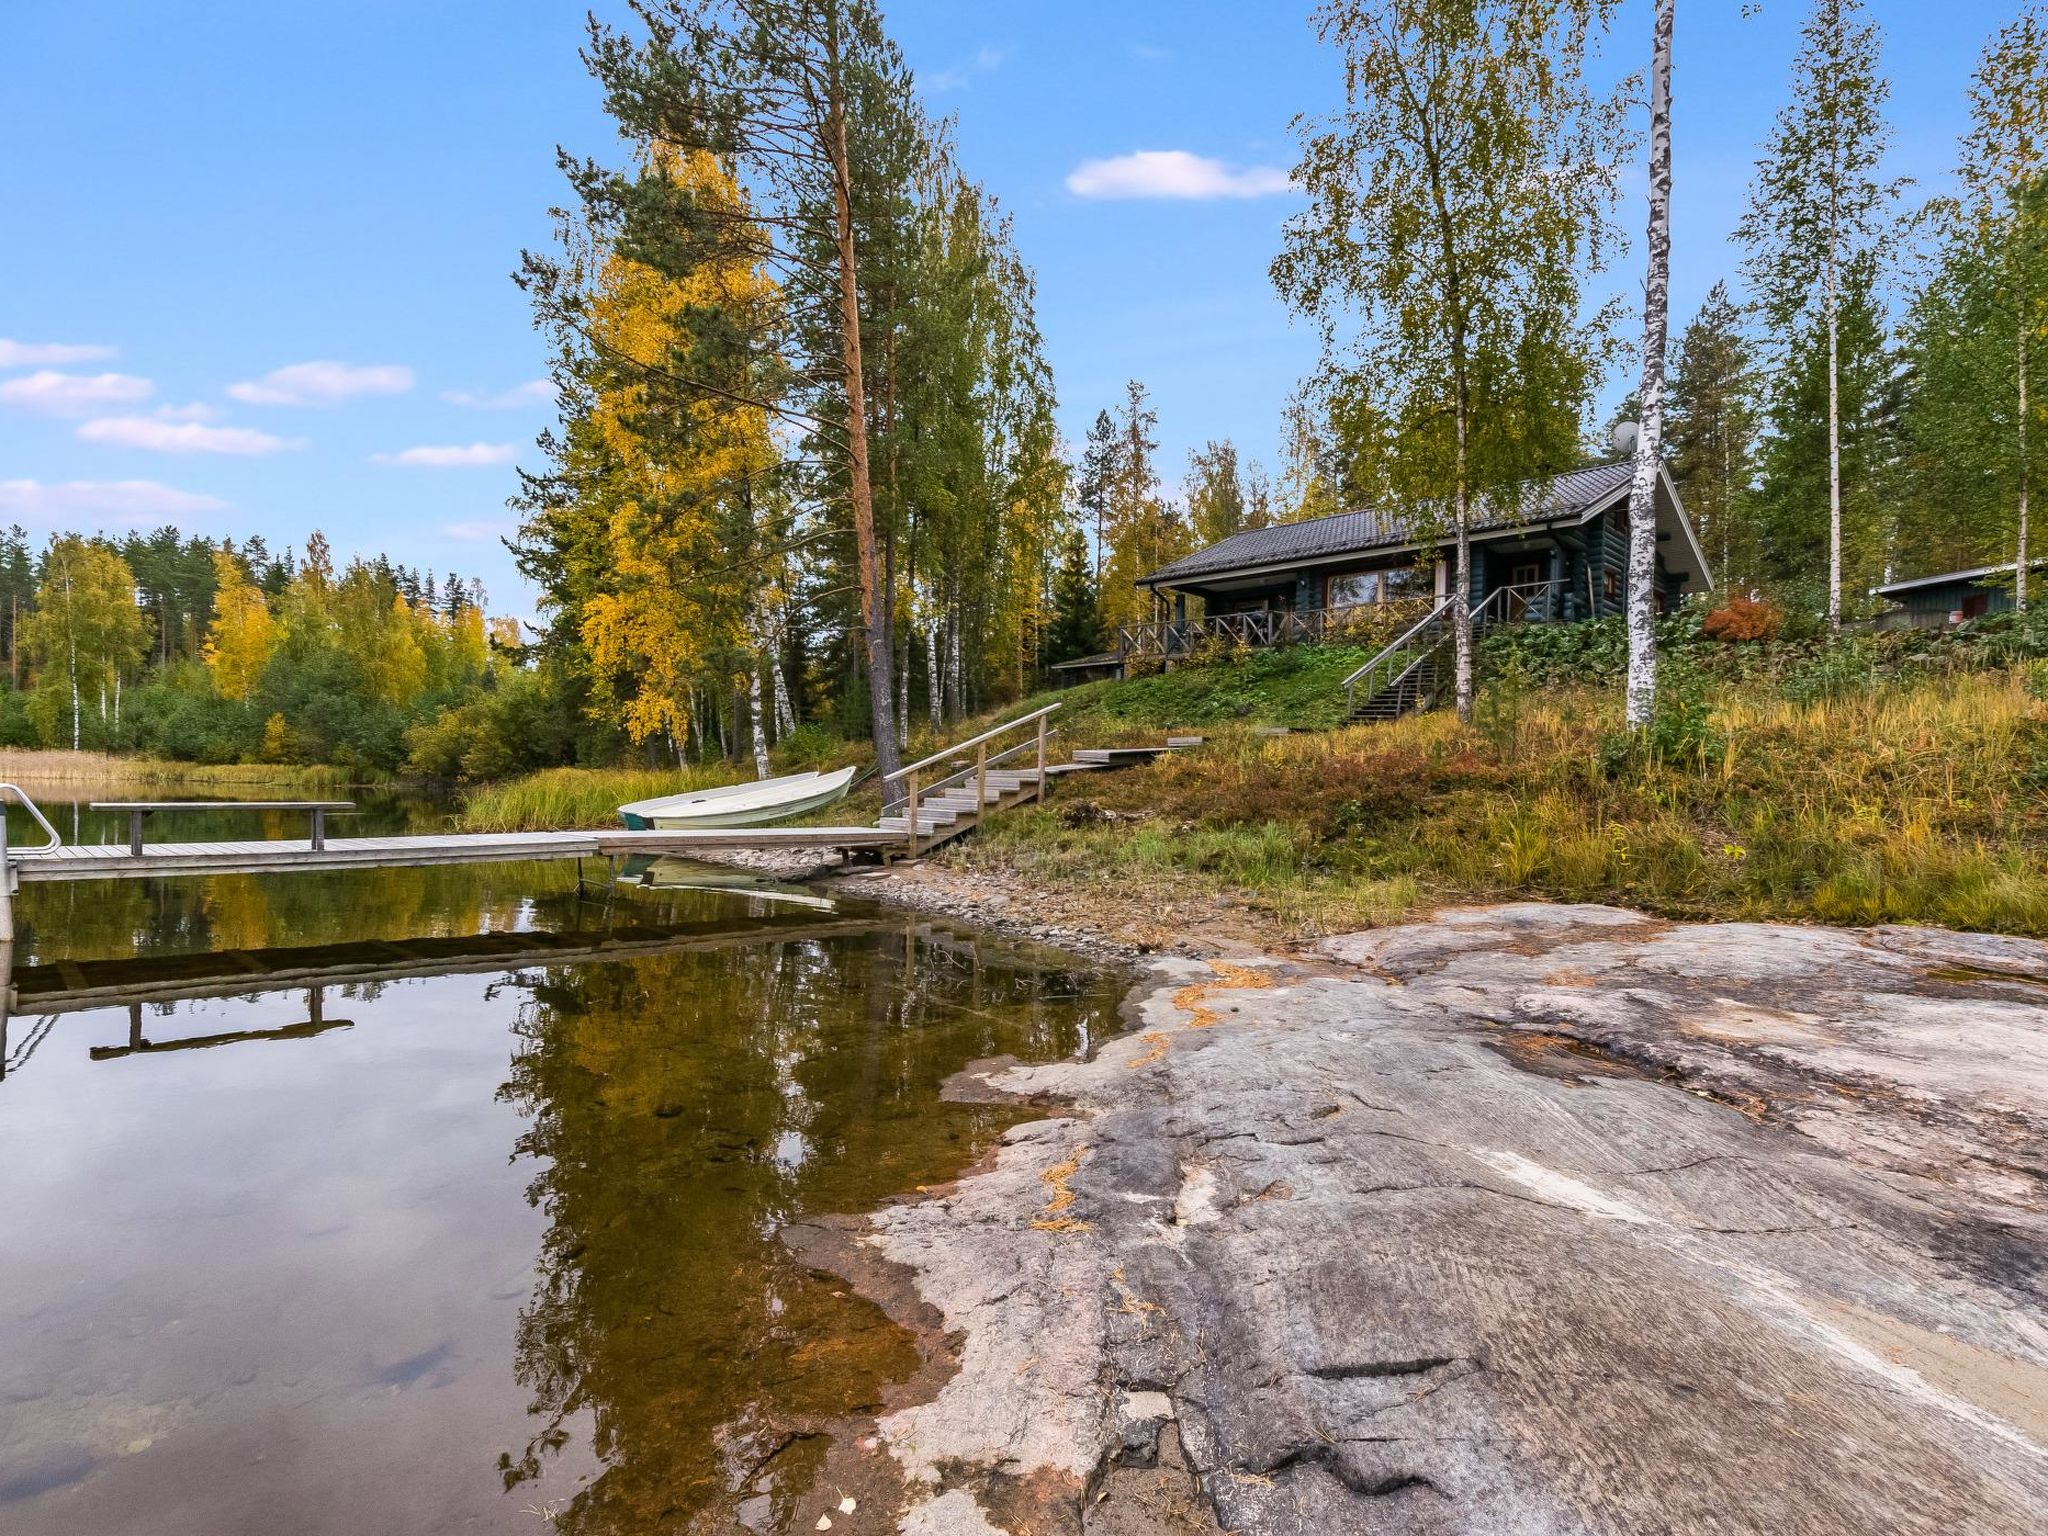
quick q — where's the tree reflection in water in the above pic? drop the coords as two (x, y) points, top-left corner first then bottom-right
(497, 922), (1121, 1532)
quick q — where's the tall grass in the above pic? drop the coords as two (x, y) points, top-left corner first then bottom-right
(958, 667), (2048, 939)
(0, 749), (360, 789)
(456, 765), (745, 831)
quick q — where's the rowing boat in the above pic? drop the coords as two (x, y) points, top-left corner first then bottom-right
(617, 765), (858, 830)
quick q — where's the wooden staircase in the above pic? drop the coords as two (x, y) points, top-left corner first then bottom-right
(874, 708), (1202, 857)
(1346, 653), (1441, 723)
(877, 704), (1060, 857)
(1340, 579), (1568, 726)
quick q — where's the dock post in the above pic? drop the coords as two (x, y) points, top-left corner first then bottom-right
(1036, 714), (1048, 803)
(0, 809), (12, 944)
(975, 741), (987, 818)
(905, 771), (920, 859)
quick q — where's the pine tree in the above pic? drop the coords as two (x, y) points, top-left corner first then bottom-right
(1044, 527), (1105, 667)
(1737, 0), (1903, 630)
(1667, 281), (1761, 590)
(1076, 409), (1117, 579)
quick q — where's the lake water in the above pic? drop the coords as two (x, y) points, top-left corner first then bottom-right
(0, 788), (1122, 1533)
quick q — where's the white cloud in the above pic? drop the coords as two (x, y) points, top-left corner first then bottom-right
(0, 478), (230, 525)
(441, 519), (515, 542)
(228, 360), (414, 406)
(0, 369), (155, 416)
(1065, 150), (1295, 200)
(373, 442), (518, 468)
(77, 415), (304, 455)
(0, 338), (117, 367)
(441, 379), (553, 409)
(151, 402), (220, 423)
(929, 43), (1006, 91)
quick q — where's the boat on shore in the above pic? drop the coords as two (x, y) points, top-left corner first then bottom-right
(617, 765), (858, 830)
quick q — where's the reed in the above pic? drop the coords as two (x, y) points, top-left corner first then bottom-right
(0, 749), (359, 789)
(456, 765), (745, 832)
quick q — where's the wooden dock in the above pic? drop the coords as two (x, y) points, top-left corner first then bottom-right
(0, 704), (1201, 939)
(9, 826), (900, 883)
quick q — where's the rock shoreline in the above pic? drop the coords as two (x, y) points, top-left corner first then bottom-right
(801, 901), (2048, 1534)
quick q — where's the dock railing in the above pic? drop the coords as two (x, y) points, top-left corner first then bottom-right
(882, 702), (1060, 857)
(0, 783), (64, 943)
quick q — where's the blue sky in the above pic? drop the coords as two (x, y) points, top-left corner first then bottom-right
(0, 1), (2020, 620)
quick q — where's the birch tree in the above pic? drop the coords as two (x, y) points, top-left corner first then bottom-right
(1274, 0), (1626, 722)
(1737, 0), (1900, 633)
(1623, 0), (1674, 728)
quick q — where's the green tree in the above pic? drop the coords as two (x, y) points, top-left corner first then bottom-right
(1044, 526), (1105, 667)
(1097, 381), (1190, 634)
(1912, 6), (2048, 608)
(1274, 0), (1628, 720)
(1186, 439), (1258, 546)
(1753, 254), (1899, 607)
(548, 0), (915, 799)
(22, 535), (149, 750)
(1737, 0), (1903, 630)
(1076, 409), (1117, 580)
(1667, 281), (1762, 588)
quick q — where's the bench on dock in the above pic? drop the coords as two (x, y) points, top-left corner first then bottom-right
(90, 800), (356, 856)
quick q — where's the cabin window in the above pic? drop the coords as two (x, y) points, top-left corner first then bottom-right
(1326, 571), (1379, 608)
(1602, 567), (1620, 601)
(1507, 560), (1544, 589)
(1381, 564), (1430, 599)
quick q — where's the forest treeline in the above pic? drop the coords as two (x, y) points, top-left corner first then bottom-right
(12, 1), (2046, 780)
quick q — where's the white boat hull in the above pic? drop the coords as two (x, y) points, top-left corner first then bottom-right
(618, 765), (857, 830)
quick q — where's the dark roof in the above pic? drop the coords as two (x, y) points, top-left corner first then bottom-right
(1871, 559), (2042, 597)
(1139, 460), (1637, 588)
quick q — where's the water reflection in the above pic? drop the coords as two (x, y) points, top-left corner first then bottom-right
(0, 818), (1122, 1534)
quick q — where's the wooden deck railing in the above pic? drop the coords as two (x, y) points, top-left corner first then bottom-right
(1115, 596), (1438, 663)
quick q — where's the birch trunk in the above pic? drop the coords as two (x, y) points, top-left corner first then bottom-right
(2019, 326), (2031, 613)
(747, 665), (770, 779)
(1826, 245), (1842, 633)
(1626, 0), (1675, 729)
(68, 633), (79, 751)
(947, 600), (962, 722)
(770, 621), (796, 738)
(822, 11), (902, 804)
(926, 616), (941, 730)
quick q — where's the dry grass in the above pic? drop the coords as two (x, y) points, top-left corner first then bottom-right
(0, 749), (357, 789)
(956, 667), (2048, 940)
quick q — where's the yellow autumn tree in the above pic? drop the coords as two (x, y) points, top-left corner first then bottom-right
(202, 548), (278, 702)
(572, 148), (778, 746)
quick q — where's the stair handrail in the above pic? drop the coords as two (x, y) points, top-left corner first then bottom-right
(917, 728), (1062, 799)
(0, 783), (63, 857)
(883, 702), (1062, 784)
(1342, 595), (1458, 715)
(884, 702), (1061, 858)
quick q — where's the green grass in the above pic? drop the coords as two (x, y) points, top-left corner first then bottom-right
(457, 764), (744, 832)
(952, 664), (2048, 940)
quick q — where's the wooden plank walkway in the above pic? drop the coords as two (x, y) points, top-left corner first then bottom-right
(10, 826), (901, 883)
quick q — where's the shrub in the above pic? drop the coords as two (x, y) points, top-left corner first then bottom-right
(1702, 595), (1784, 642)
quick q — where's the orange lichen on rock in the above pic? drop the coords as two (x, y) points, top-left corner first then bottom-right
(1030, 1145), (1091, 1232)
(1171, 961), (1277, 1030)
